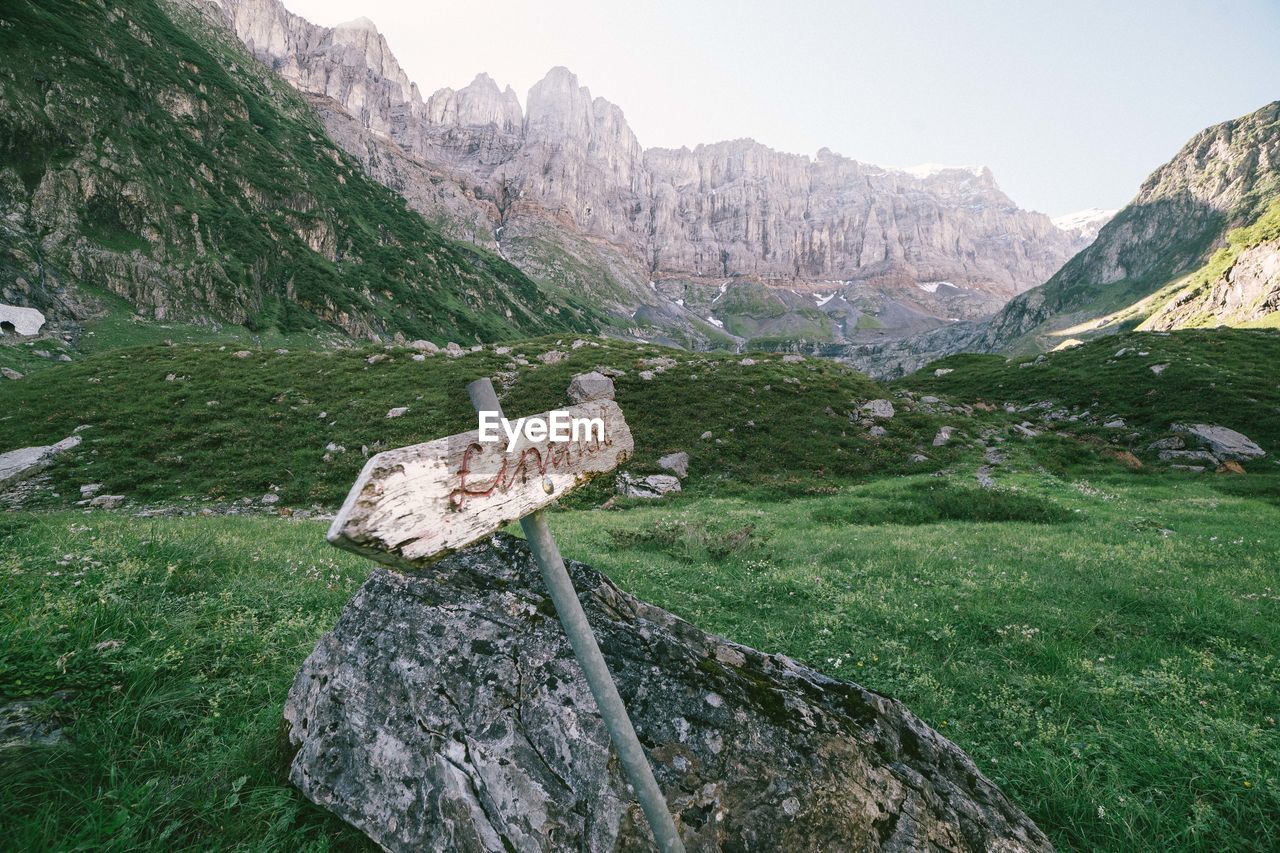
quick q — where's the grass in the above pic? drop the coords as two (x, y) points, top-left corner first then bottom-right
(0, 513), (375, 851)
(2, 454), (1277, 850)
(3, 328), (1279, 850)
(902, 328), (1280, 453)
(0, 335), (955, 507)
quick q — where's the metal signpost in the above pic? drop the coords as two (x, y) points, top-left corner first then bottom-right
(327, 378), (685, 853)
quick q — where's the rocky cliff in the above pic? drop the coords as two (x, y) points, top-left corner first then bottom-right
(0, 0), (593, 344)
(217, 0), (1090, 348)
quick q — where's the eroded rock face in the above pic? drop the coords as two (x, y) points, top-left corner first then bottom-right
(285, 535), (1051, 852)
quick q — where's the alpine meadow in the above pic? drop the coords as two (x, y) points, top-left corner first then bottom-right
(2, 1), (1278, 851)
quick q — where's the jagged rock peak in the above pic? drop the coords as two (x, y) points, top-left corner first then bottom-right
(427, 73), (524, 132)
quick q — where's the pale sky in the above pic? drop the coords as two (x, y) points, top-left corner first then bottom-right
(280, 0), (1280, 217)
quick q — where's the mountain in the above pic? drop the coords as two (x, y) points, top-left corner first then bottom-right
(216, 0), (1090, 349)
(0, 0), (596, 345)
(846, 101), (1280, 376)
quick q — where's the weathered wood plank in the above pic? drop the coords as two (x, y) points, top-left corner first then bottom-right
(327, 400), (633, 566)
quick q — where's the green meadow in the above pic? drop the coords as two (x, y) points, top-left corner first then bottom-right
(2, 330), (1278, 850)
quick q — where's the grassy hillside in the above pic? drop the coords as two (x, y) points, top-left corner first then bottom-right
(0, 336), (955, 508)
(0, 0), (596, 342)
(902, 328), (1280, 456)
(978, 101), (1280, 354)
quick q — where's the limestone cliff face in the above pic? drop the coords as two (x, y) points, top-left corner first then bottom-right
(216, 0), (1089, 346)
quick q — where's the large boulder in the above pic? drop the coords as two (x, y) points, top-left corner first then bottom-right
(284, 535), (1051, 852)
(0, 435), (81, 490)
(1171, 423), (1265, 462)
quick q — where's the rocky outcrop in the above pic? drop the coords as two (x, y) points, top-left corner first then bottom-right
(1171, 423), (1266, 461)
(616, 472), (681, 498)
(284, 534), (1052, 851)
(1142, 238), (1280, 331)
(0, 435), (81, 490)
(215, 0), (1089, 346)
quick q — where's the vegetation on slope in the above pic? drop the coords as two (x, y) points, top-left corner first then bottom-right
(3, 451), (1278, 850)
(902, 328), (1280, 455)
(981, 101), (1280, 352)
(0, 336), (954, 508)
(0, 0), (596, 342)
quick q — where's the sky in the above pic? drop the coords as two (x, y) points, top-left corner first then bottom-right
(281, 0), (1280, 217)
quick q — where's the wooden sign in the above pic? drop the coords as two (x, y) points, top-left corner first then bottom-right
(327, 399), (633, 566)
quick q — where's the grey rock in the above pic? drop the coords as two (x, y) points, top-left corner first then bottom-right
(261, 493), (281, 506)
(656, 451), (689, 479)
(538, 350), (567, 365)
(89, 494), (125, 509)
(411, 354), (426, 362)
(1149, 363), (1169, 375)
(1158, 450), (1219, 464)
(1, 368), (23, 380)
(1, 694), (68, 749)
(283, 535), (1051, 852)
(1169, 465), (1206, 473)
(932, 426), (956, 447)
(933, 367), (954, 377)
(920, 395), (940, 404)
(1104, 419), (1126, 429)
(0, 435), (81, 490)
(869, 425), (887, 437)
(738, 357), (756, 366)
(1147, 436), (1184, 451)
(409, 340), (440, 353)
(908, 452), (930, 463)
(79, 483), (103, 498)
(366, 354), (387, 365)
(861, 399), (895, 419)
(781, 354), (805, 363)
(566, 371), (615, 403)
(639, 370), (655, 381)
(699, 430), (712, 440)
(616, 472), (681, 499)
(1171, 423), (1265, 461)
(1013, 423), (1039, 438)
(638, 357), (677, 372)
(446, 342), (464, 357)
(232, 350), (252, 359)
(385, 407), (409, 419)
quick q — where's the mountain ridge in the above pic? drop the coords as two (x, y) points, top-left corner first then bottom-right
(840, 100), (1280, 376)
(216, 0), (1092, 348)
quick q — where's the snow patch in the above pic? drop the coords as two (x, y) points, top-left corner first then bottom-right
(899, 163), (986, 180)
(916, 281), (958, 294)
(1052, 208), (1118, 232)
(815, 293), (836, 307)
(706, 316), (724, 328)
